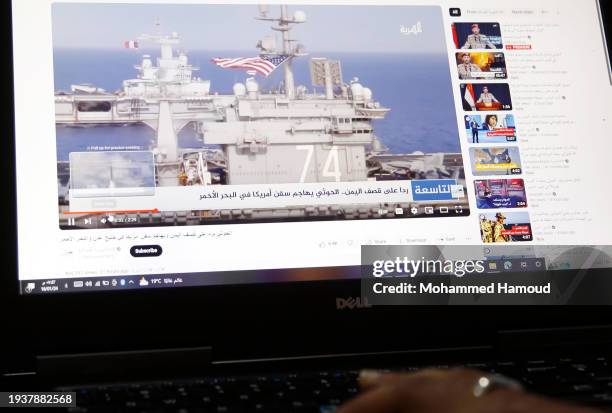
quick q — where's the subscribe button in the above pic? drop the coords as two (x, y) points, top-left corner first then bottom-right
(130, 245), (163, 258)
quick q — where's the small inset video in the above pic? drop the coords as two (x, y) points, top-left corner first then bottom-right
(469, 147), (522, 176)
(460, 83), (512, 112)
(69, 151), (156, 198)
(479, 211), (532, 243)
(456, 52), (507, 80)
(474, 179), (527, 209)
(452, 22), (503, 49)
(464, 113), (516, 144)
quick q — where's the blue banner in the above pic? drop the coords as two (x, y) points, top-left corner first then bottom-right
(411, 179), (463, 201)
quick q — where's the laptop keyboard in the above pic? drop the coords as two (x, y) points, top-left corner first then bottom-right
(66, 355), (612, 412)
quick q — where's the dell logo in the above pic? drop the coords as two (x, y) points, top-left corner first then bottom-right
(336, 297), (372, 310)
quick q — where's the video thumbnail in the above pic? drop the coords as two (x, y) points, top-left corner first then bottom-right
(70, 151), (156, 198)
(52, 3), (469, 229)
(479, 211), (532, 243)
(464, 113), (516, 144)
(452, 22), (503, 49)
(473, 179), (527, 209)
(456, 52), (507, 80)
(469, 147), (522, 176)
(460, 83), (512, 112)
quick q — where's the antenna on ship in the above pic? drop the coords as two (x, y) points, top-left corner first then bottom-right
(256, 4), (307, 99)
(138, 21), (181, 64)
(154, 17), (161, 36)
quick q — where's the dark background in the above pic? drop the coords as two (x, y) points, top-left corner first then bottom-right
(601, 0), (612, 76)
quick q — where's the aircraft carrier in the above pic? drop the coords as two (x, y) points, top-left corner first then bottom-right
(55, 5), (468, 228)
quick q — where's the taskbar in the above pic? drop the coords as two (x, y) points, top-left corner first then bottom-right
(20, 257), (545, 295)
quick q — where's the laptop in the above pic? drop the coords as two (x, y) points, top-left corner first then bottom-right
(3, 0), (612, 411)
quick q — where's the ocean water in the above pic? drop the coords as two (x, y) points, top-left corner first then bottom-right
(54, 49), (460, 161)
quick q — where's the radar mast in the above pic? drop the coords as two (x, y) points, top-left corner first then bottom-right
(256, 5), (307, 99)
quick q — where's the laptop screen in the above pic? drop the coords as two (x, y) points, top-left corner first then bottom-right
(10, 0), (612, 295)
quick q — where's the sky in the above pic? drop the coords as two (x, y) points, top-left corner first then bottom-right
(52, 4), (448, 54)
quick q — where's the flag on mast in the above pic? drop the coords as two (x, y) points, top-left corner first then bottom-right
(211, 55), (290, 77)
(124, 40), (139, 49)
(464, 84), (476, 109)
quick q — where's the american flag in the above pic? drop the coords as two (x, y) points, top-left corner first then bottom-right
(211, 55), (290, 77)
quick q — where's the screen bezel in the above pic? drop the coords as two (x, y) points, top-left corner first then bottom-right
(3, 0), (612, 373)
